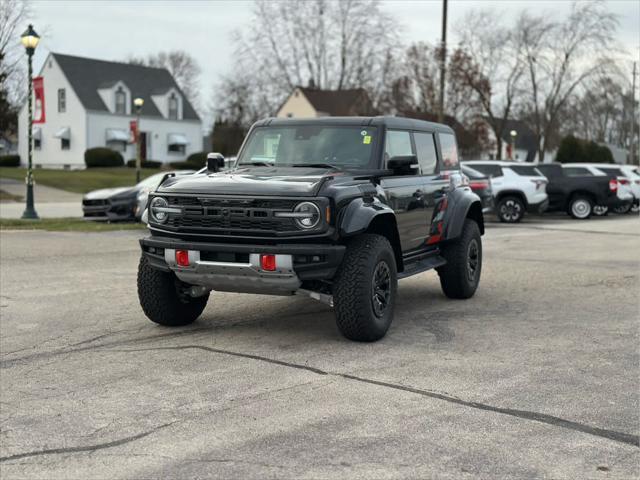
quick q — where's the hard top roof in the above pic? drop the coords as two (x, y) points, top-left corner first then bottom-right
(253, 116), (454, 134)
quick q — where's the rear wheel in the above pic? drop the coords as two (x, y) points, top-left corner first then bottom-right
(497, 196), (525, 223)
(437, 219), (482, 299)
(137, 255), (209, 326)
(569, 195), (593, 219)
(333, 234), (397, 342)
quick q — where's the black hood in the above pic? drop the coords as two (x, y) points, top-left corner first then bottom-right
(157, 167), (336, 197)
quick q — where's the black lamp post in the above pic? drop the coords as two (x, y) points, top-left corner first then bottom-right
(20, 24), (40, 220)
(134, 97), (144, 183)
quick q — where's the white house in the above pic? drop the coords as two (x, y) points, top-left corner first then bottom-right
(18, 53), (202, 169)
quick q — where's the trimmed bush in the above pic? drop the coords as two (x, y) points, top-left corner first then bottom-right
(0, 155), (20, 167)
(84, 148), (124, 168)
(186, 152), (207, 167)
(169, 161), (200, 170)
(555, 135), (614, 164)
(126, 159), (162, 169)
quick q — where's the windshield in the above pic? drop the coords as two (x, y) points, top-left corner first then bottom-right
(237, 126), (378, 169)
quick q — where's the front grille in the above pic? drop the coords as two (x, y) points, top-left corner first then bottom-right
(83, 199), (110, 206)
(159, 196), (301, 236)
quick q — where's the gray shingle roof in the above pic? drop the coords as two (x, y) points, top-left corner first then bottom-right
(52, 53), (200, 121)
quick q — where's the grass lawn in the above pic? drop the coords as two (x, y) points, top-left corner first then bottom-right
(0, 167), (163, 194)
(0, 217), (147, 232)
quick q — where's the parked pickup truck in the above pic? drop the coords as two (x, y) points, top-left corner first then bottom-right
(137, 117), (484, 342)
(535, 163), (630, 219)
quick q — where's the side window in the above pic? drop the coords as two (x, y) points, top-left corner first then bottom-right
(384, 130), (412, 162)
(510, 165), (541, 176)
(438, 132), (459, 169)
(563, 167), (593, 176)
(470, 164), (503, 178)
(414, 132), (438, 175)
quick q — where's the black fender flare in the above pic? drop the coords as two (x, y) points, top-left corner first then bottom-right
(442, 190), (484, 241)
(338, 197), (395, 237)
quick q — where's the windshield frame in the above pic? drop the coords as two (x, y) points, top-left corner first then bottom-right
(236, 125), (380, 171)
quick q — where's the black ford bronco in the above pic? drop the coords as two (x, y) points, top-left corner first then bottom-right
(138, 117), (484, 342)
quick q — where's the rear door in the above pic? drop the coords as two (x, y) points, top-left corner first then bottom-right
(380, 130), (429, 252)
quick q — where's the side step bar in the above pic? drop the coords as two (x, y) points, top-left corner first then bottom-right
(398, 254), (446, 279)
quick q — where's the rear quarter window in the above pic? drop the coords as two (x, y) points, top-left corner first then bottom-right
(510, 165), (542, 176)
(438, 133), (459, 169)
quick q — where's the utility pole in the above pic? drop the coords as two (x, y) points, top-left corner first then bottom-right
(438, 0), (448, 124)
(631, 61), (638, 165)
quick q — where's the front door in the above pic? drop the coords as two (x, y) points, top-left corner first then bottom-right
(140, 132), (148, 161)
(380, 130), (429, 253)
(414, 131), (449, 244)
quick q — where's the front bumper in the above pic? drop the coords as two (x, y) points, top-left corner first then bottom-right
(603, 196), (633, 209)
(140, 236), (346, 295)
(82, 199), (136, 221)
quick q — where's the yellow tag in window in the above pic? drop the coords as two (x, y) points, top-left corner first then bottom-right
(363, 135), (371, 144)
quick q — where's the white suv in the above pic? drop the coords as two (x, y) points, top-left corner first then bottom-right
(463, 161), (549, 223)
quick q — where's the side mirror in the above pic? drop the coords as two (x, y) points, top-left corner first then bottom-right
(387, 155), (419, 175)
(207, 152), (225, 173)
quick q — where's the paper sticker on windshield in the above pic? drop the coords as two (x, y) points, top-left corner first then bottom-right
(361, 130), (367, 136)
(363, 135), (372, 144)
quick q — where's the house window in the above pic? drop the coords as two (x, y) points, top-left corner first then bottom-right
(168, 143), (185, 154)
(58, 89), (66, 112)
(34, 138), (41, 150)
(168, 93), (178, 120)
(61, 138), (70, 150)
(115, 87), (126, 115)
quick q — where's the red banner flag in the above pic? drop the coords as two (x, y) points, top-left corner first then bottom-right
(129, 120), (138, 143)
(33, 77), (45, 124)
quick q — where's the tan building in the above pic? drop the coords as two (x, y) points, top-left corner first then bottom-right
(276, 87), (375, 118)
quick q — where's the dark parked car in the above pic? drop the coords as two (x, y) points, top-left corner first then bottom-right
(83, 171), (189, 222)
(535, 163), (631, 219)
(461, 165), (493, 214)
(137, 116), (485, 342)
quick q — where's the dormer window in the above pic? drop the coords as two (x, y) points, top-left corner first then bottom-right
(168, 93), (178, 120)
(115, 87), (126, 115)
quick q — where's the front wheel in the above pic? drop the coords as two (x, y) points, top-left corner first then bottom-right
(497, 196), (525, 223)
(593, 205), (608, 216)
(333, 234), (397, 342)
(437, 219), (482, 299)
(613, 203), (632, 214)
(137, 255), (209, 326)
(569, 195), (593, 219)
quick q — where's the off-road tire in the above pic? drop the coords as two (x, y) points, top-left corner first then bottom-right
(568, 195), (593, 220)
(437, 219), (482, 299)
(497, 195), (525, 223)
(333, 234), (397, 342)
(137, 255), (209, 326)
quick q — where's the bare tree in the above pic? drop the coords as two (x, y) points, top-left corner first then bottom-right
(127, 50), (202, 111)
(517, 1), (618, 161)
(0, 0), (31, 114)
(454, 10), (525, 160)
(221, 0), (400, 121)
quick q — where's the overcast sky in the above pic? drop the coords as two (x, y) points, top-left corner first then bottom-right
(26, 0), (639, 121)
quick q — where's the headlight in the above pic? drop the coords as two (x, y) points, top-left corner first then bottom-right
(149, 197), (181, 224)
(274, 202), (322, 229)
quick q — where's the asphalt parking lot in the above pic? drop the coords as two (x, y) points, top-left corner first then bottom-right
(1, 215), (638, 479)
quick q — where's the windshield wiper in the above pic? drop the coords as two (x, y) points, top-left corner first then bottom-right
(238, 161), (272, 167)
(291, 163), (340, 169)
